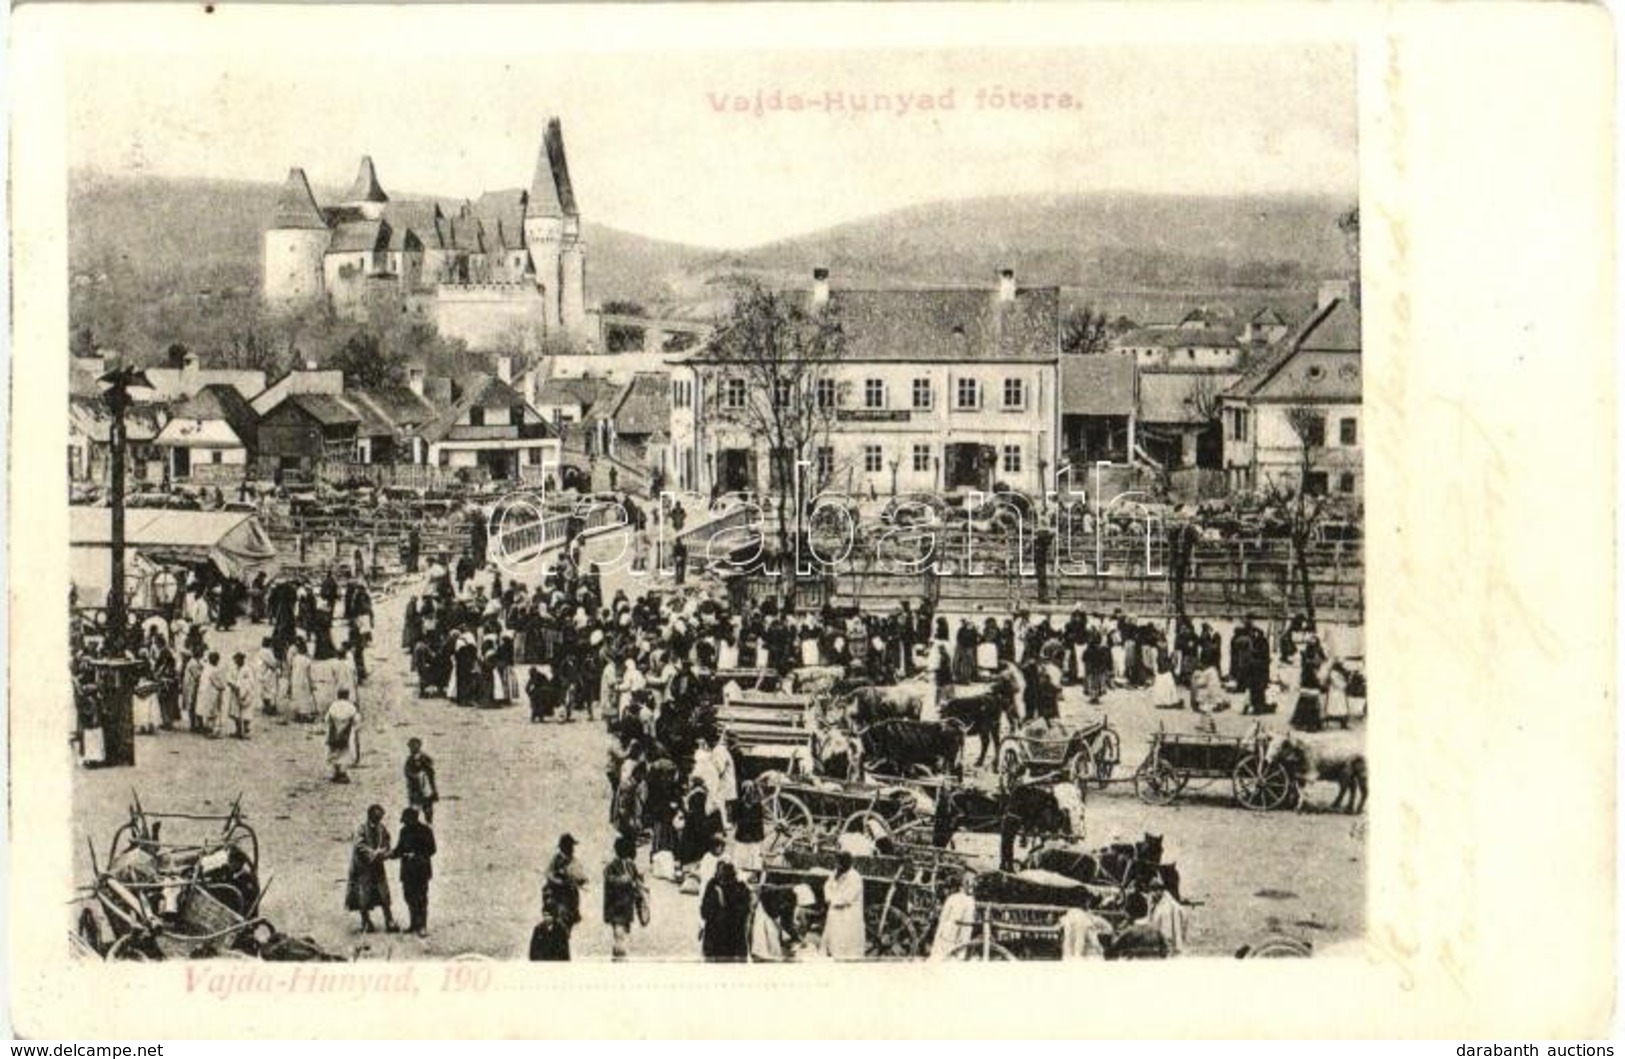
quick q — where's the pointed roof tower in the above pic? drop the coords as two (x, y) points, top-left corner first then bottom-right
(345, 156), (389, 204)
(528, 117), (579, 219)
(271, 167), (329, 229)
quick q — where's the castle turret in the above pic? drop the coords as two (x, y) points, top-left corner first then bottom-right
(524, 117), (587, 338)
(344, 155), (389, 220)
(263, 167), (331, 304)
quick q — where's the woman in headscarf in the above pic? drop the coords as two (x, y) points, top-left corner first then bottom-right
(287, 637), (316, 722)
(951, 620), (980, 685)
(730, 781), (766, 878)
(345, 804), (398, 933)
(699, 860), (752, 962)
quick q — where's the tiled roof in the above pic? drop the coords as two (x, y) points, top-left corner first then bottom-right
(329, 219), (390, 254)
(1138, 372), (1240, 424)
(475, 190), (528, 250)
(449, 215), (485, 253)
(287, 393), (361, 427)
(1117, 325), (1239, 350)
(271, 168), (329, 230)
(536, 375), (618, 410)
(1059, 352), (1136, 417)
(423, 373), (557, 444)
(691, 286), (1060, 364)
(142, 368), (266, 401)
(529, 117), (577, 219)
(1227, 298), (1361, 399)
(594, 372), (671, 436)
(345, 156), (389, 204)
(172, 384), (258, 445)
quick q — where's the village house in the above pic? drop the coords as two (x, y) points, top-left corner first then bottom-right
(153, 383), (260, 483)
(420, 372), (561, 482)
(68, 394), (168, 485)
(1057, 350), (1137, 468)
(1220, 286), (1362, 497)
(674, 269), (1059, 498)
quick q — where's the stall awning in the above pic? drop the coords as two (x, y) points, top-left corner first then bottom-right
(69, 507), (279, 581)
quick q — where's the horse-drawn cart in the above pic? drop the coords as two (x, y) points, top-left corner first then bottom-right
(997, 717), (1121, 790)
(74, 796), (343, 962)
(1132, 724), (1297, 811)
(759, 775), (935, 856)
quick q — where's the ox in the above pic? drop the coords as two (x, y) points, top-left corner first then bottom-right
(855, 718), (963, 780)
(1274, 730), (1367, 814)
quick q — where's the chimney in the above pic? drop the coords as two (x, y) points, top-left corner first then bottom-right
(997, 269), (1016, 303)
(495, 354), (513, 384)
(305, 358), (319, 371)
(812, 268), (830, 307)
(407, 366), (425, 397)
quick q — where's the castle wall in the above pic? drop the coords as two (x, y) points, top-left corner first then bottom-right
(434, 284), (548, 352)
(263, 229), (330, 303)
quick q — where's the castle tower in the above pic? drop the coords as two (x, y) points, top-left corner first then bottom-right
(344, 155), (389, 220)
(263, 167), (331, 304)
(524, 117), (587, 338)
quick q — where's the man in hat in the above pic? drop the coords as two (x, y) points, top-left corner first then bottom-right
(390, 807), (436, 937)
(403, 738), (439, 823)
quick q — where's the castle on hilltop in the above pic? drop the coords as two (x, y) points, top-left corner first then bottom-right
(262, 117), (590, 350)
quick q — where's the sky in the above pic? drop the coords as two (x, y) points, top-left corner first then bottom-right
(68, 37), (1356, 249)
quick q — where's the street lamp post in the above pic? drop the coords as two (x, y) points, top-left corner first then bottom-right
(91, 360), (152, 769)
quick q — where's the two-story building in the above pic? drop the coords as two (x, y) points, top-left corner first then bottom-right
(421, 372), (561, 482)
(1220, 293), (1362, 497)
(673, 270), (1059, 498)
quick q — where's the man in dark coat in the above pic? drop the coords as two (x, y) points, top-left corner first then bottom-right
(390, 808), (437, 936)
(699, 860), (751, 961)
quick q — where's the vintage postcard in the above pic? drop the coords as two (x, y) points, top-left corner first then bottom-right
(7, 1), (1615, 1039)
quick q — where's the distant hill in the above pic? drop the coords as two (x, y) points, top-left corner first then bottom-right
(68, 171), (1352, 325)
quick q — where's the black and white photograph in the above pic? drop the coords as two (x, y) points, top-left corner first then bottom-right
(60, 37), (1366, 966)
(8, 0), (1615, 1041)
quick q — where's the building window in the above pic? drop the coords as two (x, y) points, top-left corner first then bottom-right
(1340, 417), (1358, 446)
(528, 448), (544, 465)
(956, 378), (980, 410)
(912, 444), (930, 472)
(774, 379), (792, 407)
(815, 446), (834, 481)
(211, 450), (223, 465)
(864, 445), (884, 473)
(1304, 471), (1329, 496)
(1002, 378), (1026, 409)
(1338, 471), (1356, 494)
(724, 378), (747, 409)
(1002, 445), (1022, 474)
(815, 379), (836, 409)
(864, 379), (886, 409)
(912, 378), (933, 409)
(469, 406), (485, 427)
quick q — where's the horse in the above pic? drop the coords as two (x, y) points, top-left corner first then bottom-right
(1274, 731), (1367, 814)
(855, 718), (963, 780)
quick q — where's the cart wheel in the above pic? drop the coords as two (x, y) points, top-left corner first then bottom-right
(764, 792), (813, 857)
(1133, 757), (1181, 805)
(948, 938), (1015, 961)
(865, 904), (921, 959)
(106, 933), (157, 962)
(1092, 728), (1122, 788)
(1242, 934), (1313, 958)
(1233, 754), (1296, 811)
(840, 810), (893, 847)
(998, 745), (1024, 789)
(205, 882), (247, 916)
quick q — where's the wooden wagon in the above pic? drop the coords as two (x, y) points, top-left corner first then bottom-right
(758, 774), (935, 856)
(717, 691), (816, 781)
(1132, 724), (1297, 811)
(996, 717), (1122, 790)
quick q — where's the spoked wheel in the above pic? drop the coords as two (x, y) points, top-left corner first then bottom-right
(865, 904), (921, 958)
(948, 938), (1016, 961)
(763, 792), (813, 857)
(1091, 728), (1122, 788)
(840, 810), (893, 847)
(998, 745), (1025, 791)
(1242, 934), (1314, 958)
(1133, 756), (1182, 805)
(1233, 753), (1297, 811)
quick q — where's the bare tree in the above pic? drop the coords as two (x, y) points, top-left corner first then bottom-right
(1269, 404), (1334, 626)
(705, 279), (846, 607)
(1061, 307), (1112, 356)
